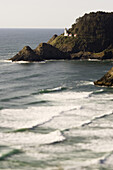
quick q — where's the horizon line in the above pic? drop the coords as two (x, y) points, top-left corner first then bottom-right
(0, 27), (65, 29)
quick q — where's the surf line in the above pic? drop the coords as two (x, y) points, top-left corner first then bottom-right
(31, 107), (77, 129)
(99, 151), (113, 164)
(13, 107), (77, 132)
(82, 111), (113, 127)
(62, 111), (113, 133)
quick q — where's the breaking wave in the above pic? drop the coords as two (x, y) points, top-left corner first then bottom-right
(0, 130), (66, 147)
(82, 111), (113, 127)
(0, 149), (22, 161)
(38, 86), (67, 94)
(99, 151), (113, 165)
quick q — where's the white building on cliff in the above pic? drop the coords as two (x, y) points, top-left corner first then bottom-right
(64, 28), (77, 37)
(64, 28), (68, 36)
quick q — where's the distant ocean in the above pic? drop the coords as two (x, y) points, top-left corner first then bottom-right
(0, 29), (113, 170)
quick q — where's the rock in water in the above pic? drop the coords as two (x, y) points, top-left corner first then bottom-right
(94, 67), (113, 86)
(9, 46), (43, 62)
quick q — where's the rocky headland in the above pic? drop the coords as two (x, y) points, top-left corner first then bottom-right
(9, 11), (113, 62)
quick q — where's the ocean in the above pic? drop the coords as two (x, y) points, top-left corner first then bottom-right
(0, 28), (113, 170)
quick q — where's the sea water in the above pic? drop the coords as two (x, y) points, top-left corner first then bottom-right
(0, 29), (113, 170)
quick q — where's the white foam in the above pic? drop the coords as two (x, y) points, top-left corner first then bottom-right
(0, 60), (46, 64)
(88, 59), (100, 61)
(76, 80), (94, 86)
(66, 128), (113, 153)
(0, 59), (12, 63)
(40, 86), (65, 93)
(0, 105), (74, 130)
(46, 86), (64, 91)
(0, 91), (93, 130)
(37, 91), (91, 104)
(1, 89), (113, 133)
(35, 90), (113, 130)
(103, 153), (113, 165)
(12, 60), (46, 64)
(13, 61), (30, 64)
(0, 130), (65, 147)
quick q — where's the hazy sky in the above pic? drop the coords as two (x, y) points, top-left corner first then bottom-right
(0, 0), (113, 28)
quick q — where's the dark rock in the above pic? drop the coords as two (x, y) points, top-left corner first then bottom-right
(71, 49), (113, 60)
(9, 43), (70, 62)
(94, 67), (113, 86)
(71, 52), (83, 60)
(34, 43), (70, 60)
(71, 51), (92, 60)
(102, 51), (113, 60)
(9, 46), (43, 62)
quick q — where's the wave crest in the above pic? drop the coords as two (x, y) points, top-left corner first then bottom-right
(0, 149), (22, 161)
(38, 86), (67, 94)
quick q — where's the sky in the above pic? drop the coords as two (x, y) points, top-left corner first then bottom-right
(0, 0), (113, 28)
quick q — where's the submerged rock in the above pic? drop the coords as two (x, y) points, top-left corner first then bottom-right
(94, 67), (113, 86)
(9, 46), (42, 62)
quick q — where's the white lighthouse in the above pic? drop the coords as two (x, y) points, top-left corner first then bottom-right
(64, 28), (68, 36)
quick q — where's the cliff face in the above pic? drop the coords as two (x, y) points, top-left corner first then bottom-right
(49, 11), (113, 54)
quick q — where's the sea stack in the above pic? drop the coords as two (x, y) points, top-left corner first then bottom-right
(94, 67), (113, 86)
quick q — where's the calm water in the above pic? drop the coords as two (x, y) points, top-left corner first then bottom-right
(0, 29), (113, 170)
